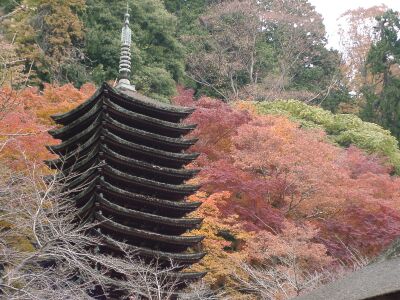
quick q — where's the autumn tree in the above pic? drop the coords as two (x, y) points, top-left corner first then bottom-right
(4, 0), (86, 84)
(0, 35), (30, 87)
(239, 222), (333, 299)
(256, 99), (400, 173)
(0, 83), (96, 170)
(186, 0), (273, 99)
(338, 5), (388, 92)
(185, 0), (344, 103)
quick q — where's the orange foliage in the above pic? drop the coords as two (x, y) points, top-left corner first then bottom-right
(248, 221), (332, 269)
(232, 115), (344, 214)
(20, 83), (95, 125)
(0, 83), (95, 170)
(189, 191), (251, 290)
(246, 222), (333, 299)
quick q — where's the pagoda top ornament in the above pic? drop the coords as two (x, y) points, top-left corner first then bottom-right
(117, 3), (135, 91)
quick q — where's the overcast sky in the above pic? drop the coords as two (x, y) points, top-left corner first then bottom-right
(308, 0), (400, 49)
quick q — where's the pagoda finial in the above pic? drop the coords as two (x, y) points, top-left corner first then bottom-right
(117, 1), (135, 91)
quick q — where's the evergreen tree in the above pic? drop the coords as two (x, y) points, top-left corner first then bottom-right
(162, 0), (208, 35)
(361, 10), (400, 138)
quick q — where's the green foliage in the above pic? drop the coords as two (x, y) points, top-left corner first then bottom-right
(162, 0), (208, 35)
(362, 78), (400, 138)
(1, 0), (19, 13)
(2, 0), (348, 104)
(366, 10), (400, 75)
(135, 66), (177, 102)
(3, 0), (186, 99)
(318, 84), (352, 113)
(256, 100), (400, 173)
(361, 10), (400, 139)
(83, 0), (185, 99)
(292, 46), (352, 112)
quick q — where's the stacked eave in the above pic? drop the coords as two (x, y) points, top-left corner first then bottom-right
(46, 83), (205, 279)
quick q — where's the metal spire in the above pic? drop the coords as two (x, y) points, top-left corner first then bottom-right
(117, 2), (135, 91)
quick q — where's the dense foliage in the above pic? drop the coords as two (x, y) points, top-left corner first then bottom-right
(361, 10), (400, 139)
(255, 100), (400, 173)
(0, 84), (94, 169)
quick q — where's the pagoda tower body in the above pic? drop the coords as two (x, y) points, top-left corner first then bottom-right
(45, 6), (205, 297)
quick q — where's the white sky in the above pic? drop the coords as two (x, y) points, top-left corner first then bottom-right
(308, 0), (400, 50)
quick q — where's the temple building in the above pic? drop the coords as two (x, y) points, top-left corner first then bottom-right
(45, 6), (205, 296)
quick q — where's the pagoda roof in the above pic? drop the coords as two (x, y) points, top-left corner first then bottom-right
(105, 130), (199, 167)
(59, 147), (99, 175)
(48, 101), (102, 140)
(46, 80), (205, 282)
(105, 115), (198, 151)
(73, 178), (98, 203)
(105, 99), (196, 137)
(103, 165), (199, 196)
(107, 84), (195, 122)
(99, 234), (205, 264)
(65, 168), (97, 191)
(95, 213), (204, 246)
(76, 194), (96, 218)
(49, 98), (197, 142)
(67, 177), (201, 216)
(47, 129), (199, 168)
(48, 146), (199, 189)
(51, 83), (194, 125)
(49, 103), (198, 151)
(99, 179), (201, 213)
(47, 116), (101, 155)
(47, 127), (102, 167)
(51, 86), (104, 125)
(97, 195), (202, 229)
(103, 146), (199, 183)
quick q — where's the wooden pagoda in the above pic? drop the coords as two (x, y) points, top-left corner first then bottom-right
(45, 6), (205, 297)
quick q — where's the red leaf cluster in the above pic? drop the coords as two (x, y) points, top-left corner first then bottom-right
(0, 83), (95, 170)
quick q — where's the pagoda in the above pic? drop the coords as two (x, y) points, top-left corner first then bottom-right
(45, 5), (205, 295)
